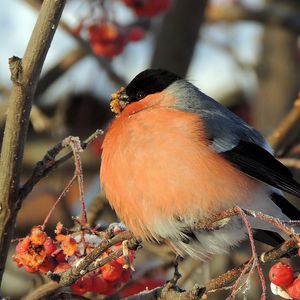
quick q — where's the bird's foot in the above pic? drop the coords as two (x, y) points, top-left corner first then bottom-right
(169, 255), (182, 286)
(122, 240), (135, 271)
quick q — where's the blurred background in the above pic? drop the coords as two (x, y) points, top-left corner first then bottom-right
(1, 0), (300, 299)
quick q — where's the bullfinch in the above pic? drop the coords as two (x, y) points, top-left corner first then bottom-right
(100, 69), (300, 260)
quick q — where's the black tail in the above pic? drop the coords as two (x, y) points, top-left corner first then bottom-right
(271, 192), (300, 220)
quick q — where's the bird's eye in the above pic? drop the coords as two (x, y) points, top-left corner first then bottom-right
(136, 91), (145, 100)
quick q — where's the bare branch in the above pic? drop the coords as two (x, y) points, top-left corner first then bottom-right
(267, 95), (300, 153)
(52, 231), (140, 287)
(206, 5), (300, 33)
(18, 129), (103, 203)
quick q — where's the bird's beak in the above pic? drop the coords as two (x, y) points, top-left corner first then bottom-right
(110, 87), (129, 114)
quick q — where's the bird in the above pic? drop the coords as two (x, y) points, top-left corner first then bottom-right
(100, 69), (300, 260)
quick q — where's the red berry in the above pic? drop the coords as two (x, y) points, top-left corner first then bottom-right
(55, 250), (66, 263)
(16, 237), (31, 254)
(128, 27), (145, 42)
(23, 265), (38, 273)
(121, 279), (164, 297)
(101, 261), (123, 282)
(88, 22), (128, 58)
(288, 278), (300, 300)
(123, 0), (171, 17)
(43, 238), (57, 255)
(88, 22), (118, 44)
(71, 274), (93, 295)
(91, 274), (109, 294)
(38, 256), (57, 273)
(54, 262), (71, 273)
(118, 251), (135, 266)
(121, 268), (132, 283)
(104, 280), (119, 295)
(269, 262), (294, 288)
(91, 42), (125, 58)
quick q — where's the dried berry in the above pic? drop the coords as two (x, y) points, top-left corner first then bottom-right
(29, 226), (48, 245)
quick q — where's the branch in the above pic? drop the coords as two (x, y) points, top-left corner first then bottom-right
(36, 47), (86, 97)
(23, 281), (61, 300)
(86, 191), (108, 226)
(126, 237), (298, 300)
(51, 231), (140, 286)
(206, 5), (300, 33)
(267, 95), (300, 154)
(0, 0), (66, 285)
(18, 129), (103, 203)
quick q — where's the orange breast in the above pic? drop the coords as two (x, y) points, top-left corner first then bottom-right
(100, 93), (258, 239)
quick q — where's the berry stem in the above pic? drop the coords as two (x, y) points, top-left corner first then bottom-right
(42, 174), (77, 230)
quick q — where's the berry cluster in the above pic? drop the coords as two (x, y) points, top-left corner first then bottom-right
(13, 224), (135, 296)
(87, 22), (145, 58)
(73, 0), (171, 58)
(269, 262), (300, 299)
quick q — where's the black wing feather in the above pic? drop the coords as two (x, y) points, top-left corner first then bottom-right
(254, 229), (284, 247)
(221, 141), (300, 198)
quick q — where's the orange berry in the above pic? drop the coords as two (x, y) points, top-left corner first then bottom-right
(61, 236), (78, 257)
(30, 226), (48, 245)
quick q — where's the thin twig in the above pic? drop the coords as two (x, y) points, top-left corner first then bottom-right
(86, 191), (108, 226)
(126, 237), (298, 300)
(18, 129), (103, 203)
(42, 175), (77, 230)
(231, 207), (266, 300)
(63, 136), (87, 226)
(267, 95), (300, 153)
(227, 257), (254, 300)
(192, 207), (298, 240)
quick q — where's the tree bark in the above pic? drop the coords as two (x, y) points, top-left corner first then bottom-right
(0, 0), (66, 286)
(151, 0), (208, 77)
(254, 1), (300, 135)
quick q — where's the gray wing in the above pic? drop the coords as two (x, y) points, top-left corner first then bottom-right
(173, 80), (269, 153)
(172, 80), (300, 198)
